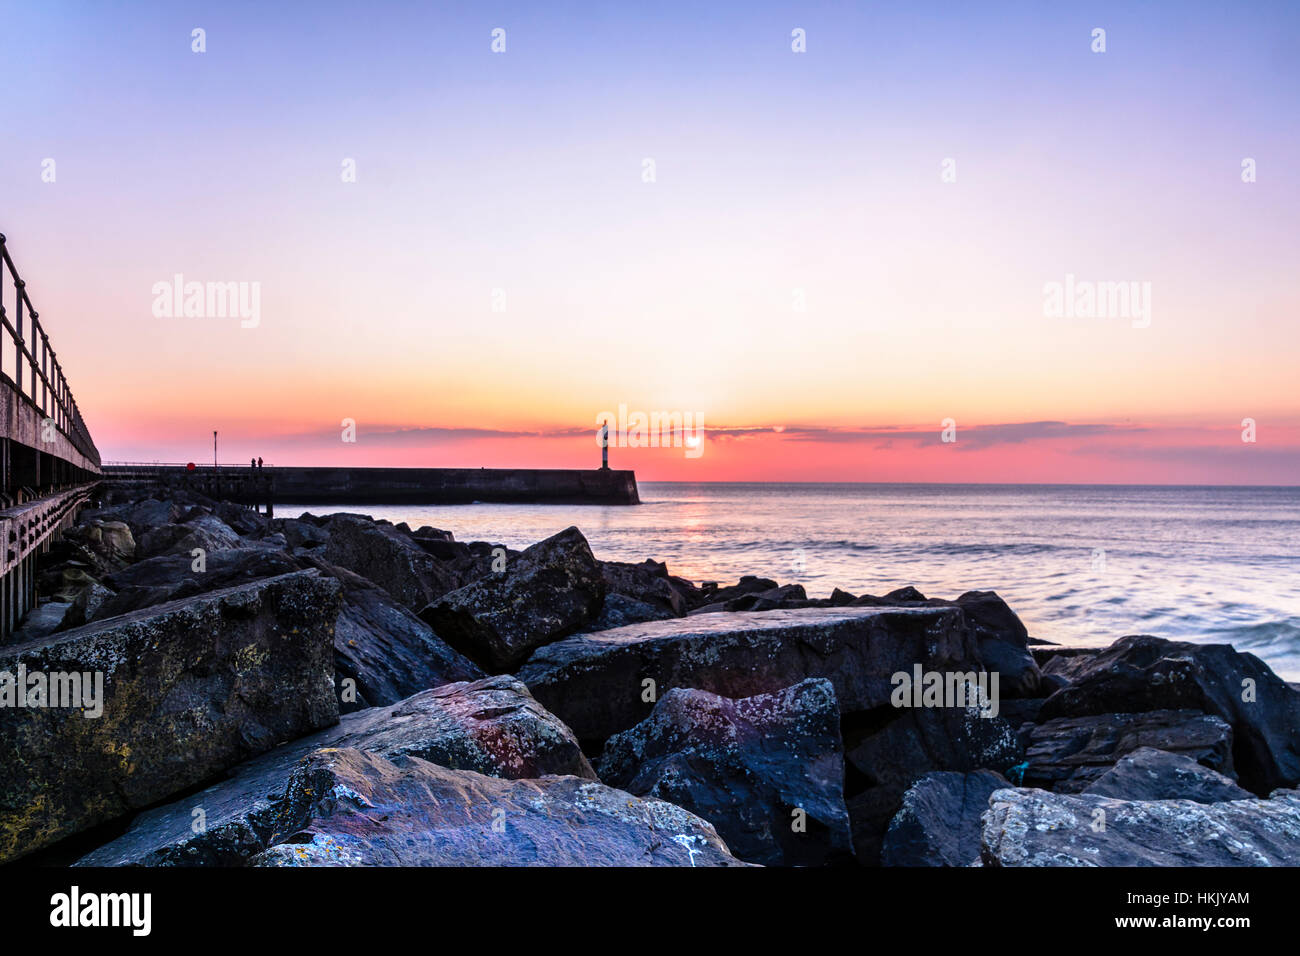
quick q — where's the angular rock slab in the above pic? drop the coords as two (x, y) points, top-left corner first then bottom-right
(0, 571), (342, 863)
(1038, 635), (1300, 794)
(598, 679), (853, 866)
(1082, 747), (1252, 803)
(1022, 710), (1235, 793)
(420, 526), (606, 672)
(76, 676), (595, 866)
(981, 787), (1300, 866)
(251, 748), (750, 866)
(882, 770), (1010, 867)
(308, 558), (482, 712)
(519, 605), (981, 744)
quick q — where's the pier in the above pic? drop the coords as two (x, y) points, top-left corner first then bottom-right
(100, 464), (640, 507)
(0, 235), (101, 639)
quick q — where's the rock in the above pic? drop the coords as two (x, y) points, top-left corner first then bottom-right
(600, 559), (689, 616)
(1083, 747), (1252, 803)
(38, 566), (101, 603)
(91, 548), (304, 621)
(518, 605), (983, 745)
(881, 770), (1009, 867)
(691, 583), (809, 615)
(419, 526), (605, 671)
(268, 517), (330, 550)
(9, 601), (72, 644)
(686, 576), (778, 611)
(829, 588), (857, 605)
(980, 787), (1300, 866)
(250, 748), (749, 866)
(0, 570), (341, 863)
(1039, 649), (1103, 682)
(63, 520), (136, 569)
(597, 679), (853, 866)
(952, 591), (1041, 697)
(323, 514), (461, 611)
(1037, 635), (1300, 794)
(587, 593), (675, 632)
(86, 498), (181, 538)
(214, 502), (267, 537)
(58, 582), (116, 630)
(309, 558), (482, 711)
(75, 676), (595, 866)
(1022, 710), (1235, 792)
(842, 703), (1023, 865)
(136, 513), (244, 560)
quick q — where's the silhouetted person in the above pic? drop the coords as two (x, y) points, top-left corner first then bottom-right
(250, 458), (256, 471)
(257, 457), (263, 470)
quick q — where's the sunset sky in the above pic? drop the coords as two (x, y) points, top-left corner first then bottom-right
(4, 0), (1298, 482)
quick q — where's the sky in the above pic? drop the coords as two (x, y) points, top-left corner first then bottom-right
(2, 0), (1298, 482)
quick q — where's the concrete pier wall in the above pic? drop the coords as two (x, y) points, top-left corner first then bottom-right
(101, 465), (640, 506)
(270, 466), (640, 505)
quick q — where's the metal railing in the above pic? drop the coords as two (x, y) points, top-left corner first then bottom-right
(0, 233), (99, 467)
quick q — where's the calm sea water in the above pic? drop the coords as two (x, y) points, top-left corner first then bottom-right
(285, 483), (1300, 681)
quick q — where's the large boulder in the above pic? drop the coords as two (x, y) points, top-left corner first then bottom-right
(250, 748), (749, 867)
(419, 526), (606, 671)
(0, 570), (342, 863)
(518, 605), (983, 745)
(843, 702), (1022, 865)
(61, 520), (136, 571)
(881, 770), (1009, 867)
(306, 558), (482, 711)
(1022, 710), (1235, 792)
(75, 676), (594, 866)
(597, 679), (853, 866)
(952, 591), (1041, 697)
(135, 513), (244, 560)
(980, 787), (1300, 866)
(267, 516), (330, 551)
(1082, 747), (1252, 803)
(323, 514), (461, 611)
(600, 559), (689, 616)
(1037, 635), (1300, 794)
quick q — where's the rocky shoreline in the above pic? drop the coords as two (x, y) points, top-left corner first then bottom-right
(2, 484), (1298, 867)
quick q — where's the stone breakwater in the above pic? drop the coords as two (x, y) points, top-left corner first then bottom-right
(1, 483), (1297, 867)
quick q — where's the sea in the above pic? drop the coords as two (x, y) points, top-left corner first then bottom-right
(284, 483), (1300, 681)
